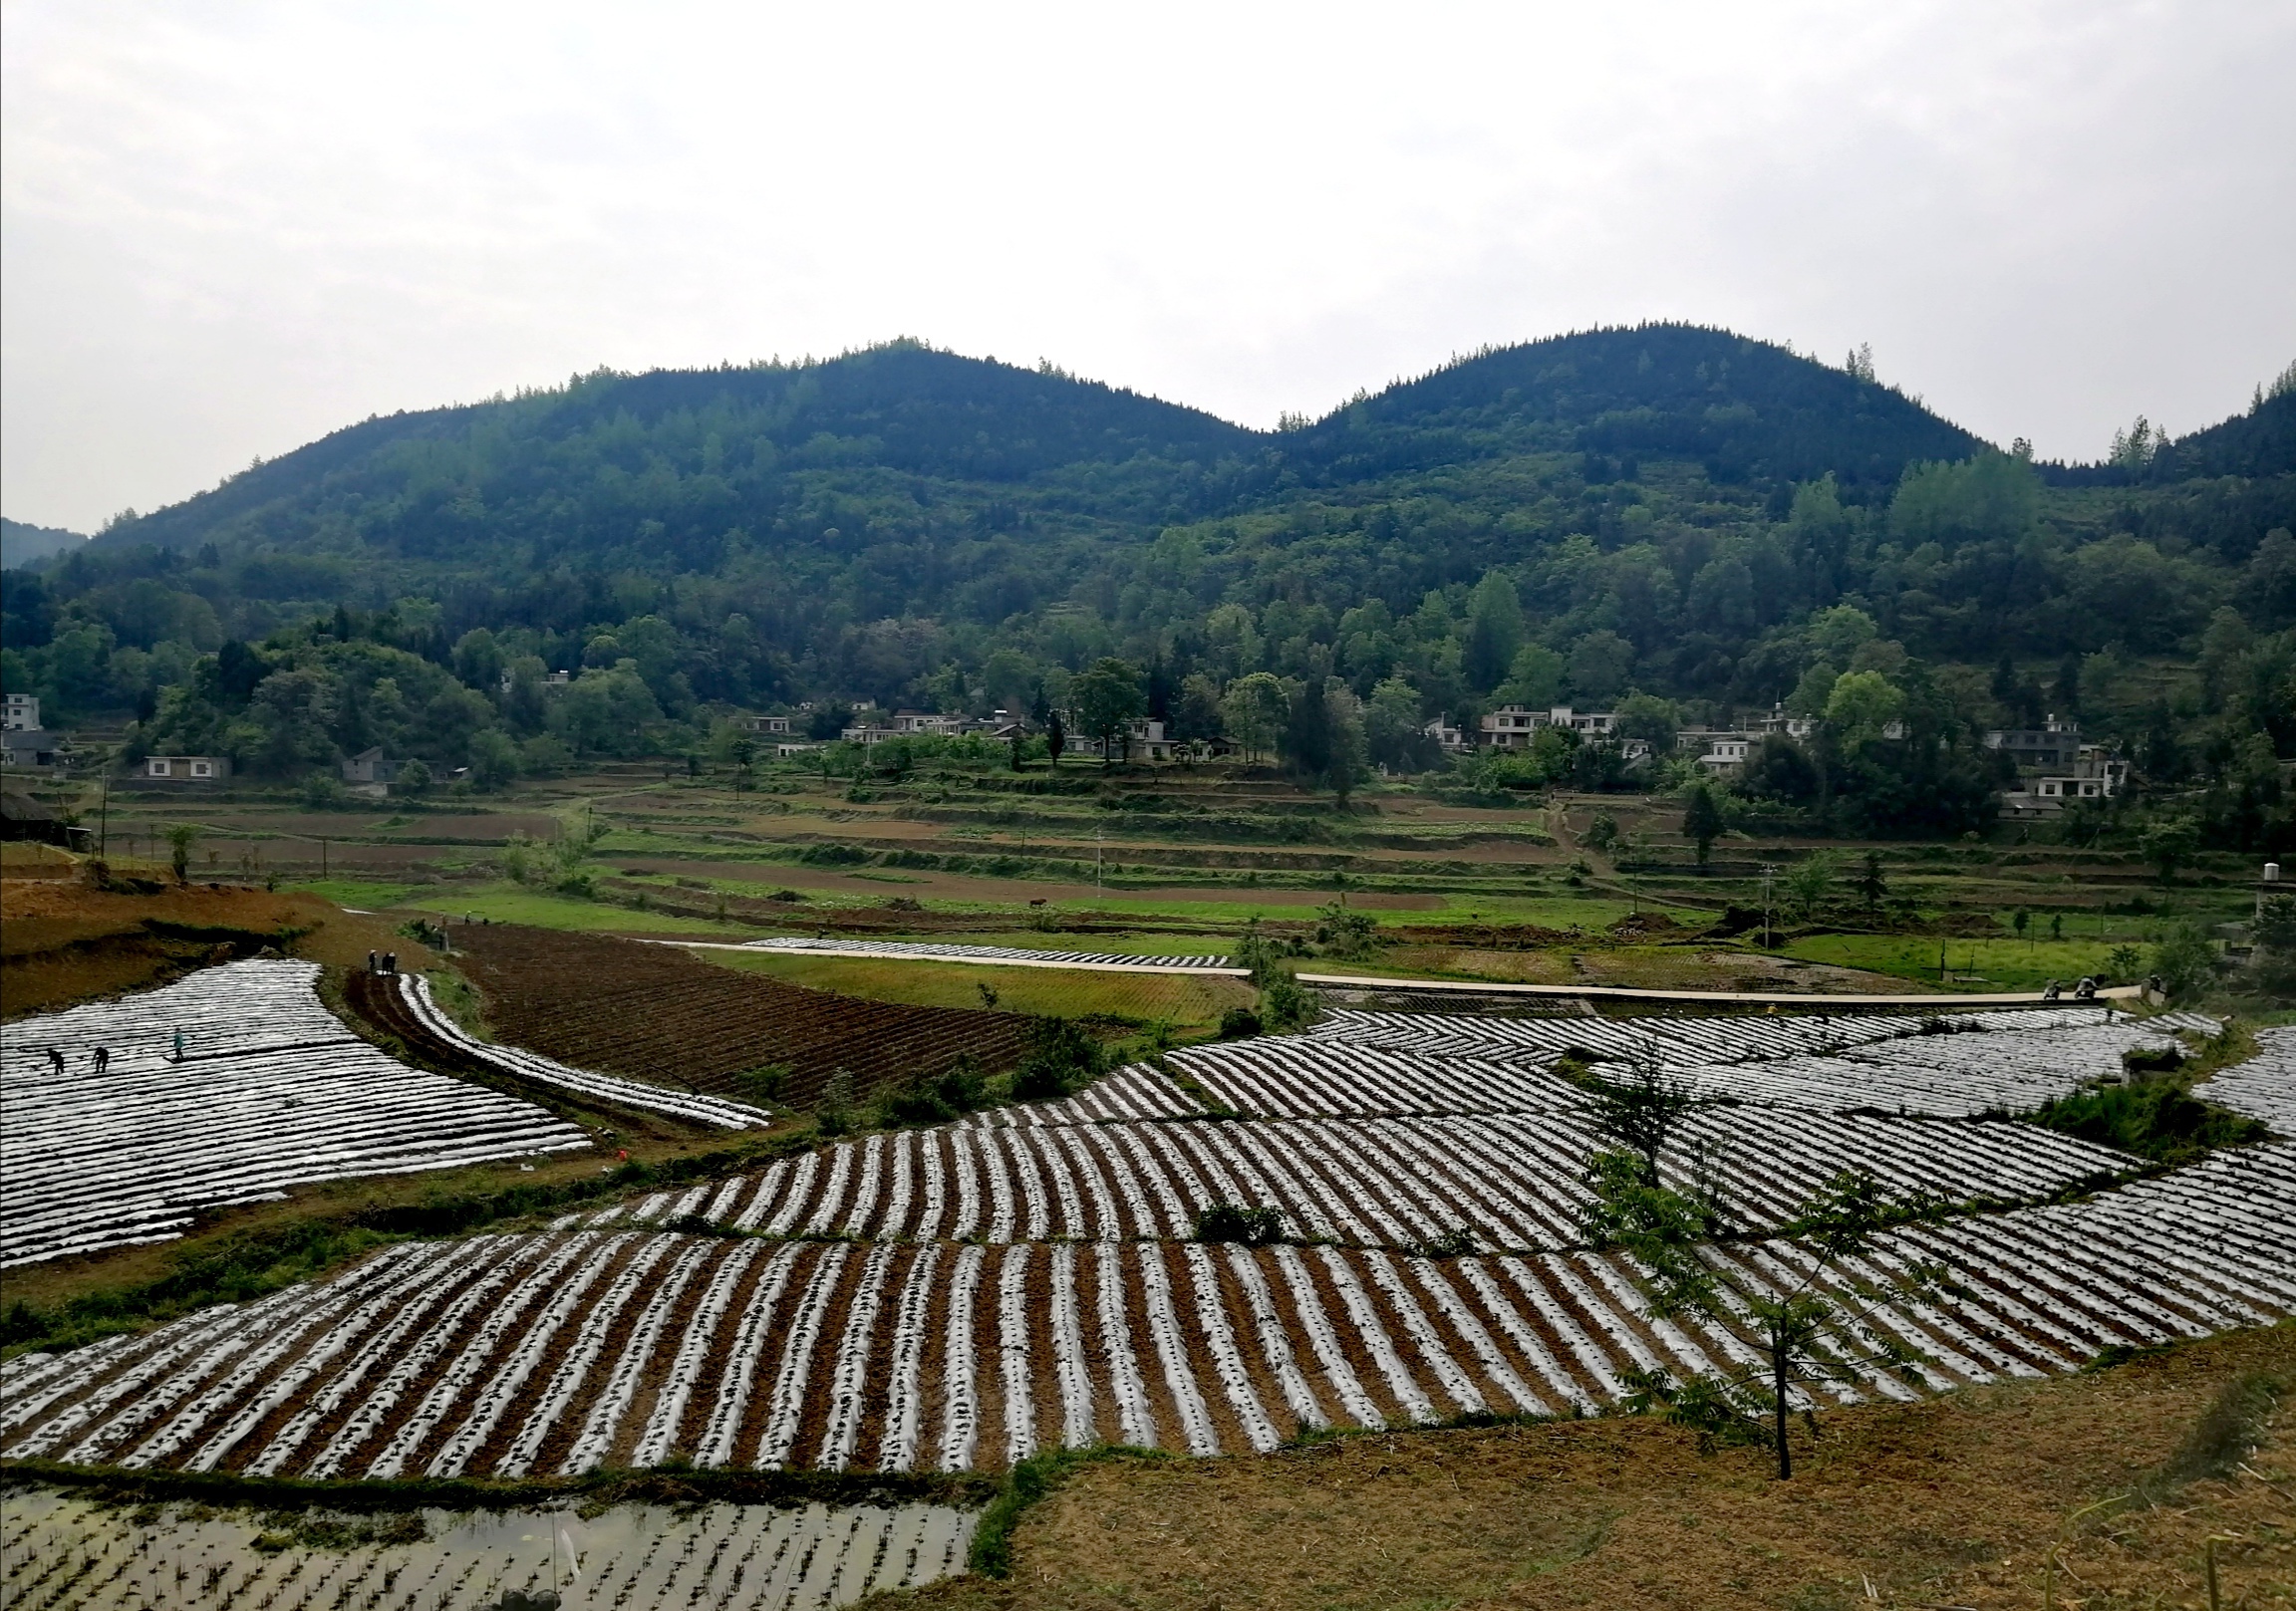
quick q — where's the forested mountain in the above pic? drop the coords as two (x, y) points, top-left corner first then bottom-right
(3, 325), (2291, 847)
(0, 518), (89, 571)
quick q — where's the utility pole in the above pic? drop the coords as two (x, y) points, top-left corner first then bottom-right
(97, 775), (110, 859)
(1095, 827), (1103, 900)
(1760, 863), (1777, 948)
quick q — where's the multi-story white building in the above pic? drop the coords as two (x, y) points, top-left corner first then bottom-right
(2, 692), (39, 731)
(1478, 704), (1621, 748)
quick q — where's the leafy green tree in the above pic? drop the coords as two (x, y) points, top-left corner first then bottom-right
(468, 728), (520, 791)
(1363, 676), (1437, 773)
(1068, 658), (1145, 767)
(1494, 643), (1564, 708)
(1822, 670), (1904, 746)
(2150, 923), (2217, 998)
(2256, 895), (2296, 954)
(1682, 783), (1724, 865)
(1171, 672), (1226, 744)
(1583, 811), (1619, 854)
(1781, 853), (1834, 921)
(1463, 571), (1526, 692)
(1737, 735), (1819, 804)
(1586, 1161), (1950, 1478)
(2140, 817), (2200, 885)
(1321, 681), (1369, 801)
(1313, 899), (1379, 960)
(1566, 631), (1634, 703)
(1611, 692), (1679, 755)
(1220, 672), (1289, 763)
(1282, 673), (1333, 781)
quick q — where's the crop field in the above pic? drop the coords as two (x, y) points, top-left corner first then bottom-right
(1297, 1004), (2203, 1117)
(450, 924), (1038, 1107)
(0, 1487), (974, 1610)
(0, 960), (590, 1268)
(6, 1144), (2290, 1480)
(2197, 1024), (2296, 1133)
(395, 973), (773, 1130)
(564, 1105), (2133, 1250)
(7, 1004), (2290, 1485)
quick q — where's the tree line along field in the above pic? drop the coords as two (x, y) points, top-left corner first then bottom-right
(447, 923), (1041, 1107)
(6, 1009), (2287, 1488)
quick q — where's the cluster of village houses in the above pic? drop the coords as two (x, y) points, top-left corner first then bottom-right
(0, 686), (2128, 818)
(760, 698), (2130, 818)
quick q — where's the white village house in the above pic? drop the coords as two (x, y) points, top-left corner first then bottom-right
(144, 755), (230, 782)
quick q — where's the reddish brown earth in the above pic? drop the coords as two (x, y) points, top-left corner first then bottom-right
(448, 922), (1037, 1106)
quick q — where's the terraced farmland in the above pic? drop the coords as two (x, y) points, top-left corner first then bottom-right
(0, 960), (589, 1268)
(6, 1002), (2288, 1480)
(451, 924), (1037, 1107)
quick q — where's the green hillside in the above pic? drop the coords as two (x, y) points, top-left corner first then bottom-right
(2, 325), (2291, 852)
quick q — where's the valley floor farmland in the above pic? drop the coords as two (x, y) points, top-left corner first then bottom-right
(6, 1015), (2290, 1489)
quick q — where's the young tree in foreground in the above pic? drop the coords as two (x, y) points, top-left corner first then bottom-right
(1579, 1048), (1701, 1192)
(1583, 1161), (1951, 1479)
(163, 823), (199, 884)
(1781, 853), (1834, 922)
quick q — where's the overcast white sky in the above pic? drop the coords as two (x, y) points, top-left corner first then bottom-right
(4, 0), (2292, 534)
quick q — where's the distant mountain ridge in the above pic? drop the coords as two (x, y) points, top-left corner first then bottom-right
(15, 330), (2290, 578)
(1, 518), (90, 570)
(55, 327), (2004, 568)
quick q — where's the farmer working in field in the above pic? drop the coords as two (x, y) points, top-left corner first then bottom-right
(92, 1046), (110, 1074)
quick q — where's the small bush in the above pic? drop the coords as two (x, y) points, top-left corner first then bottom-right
(2030, 1082), (2268, 1166)
(1010, 1017), (1108, 1101)
(1259, 971), (1319, 1032)
(2122, 1042), (2185, 1076)
(1218, 1005), (1263, 1039)
(736, 1063), (789, 1106)
(1195, 1204), (1285, 1244)
(882, 1056), (989, 1125)
(1407, 1226), (1479, 1259)
(815, 1069), (857, 1137)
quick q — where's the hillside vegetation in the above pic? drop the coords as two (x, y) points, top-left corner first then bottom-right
(3, 326), (2292, 861)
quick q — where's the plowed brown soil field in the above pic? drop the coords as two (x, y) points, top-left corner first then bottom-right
(449, 923), (1036, 1106)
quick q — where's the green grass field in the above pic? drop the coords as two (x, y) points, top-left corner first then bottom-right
(383, 882), (758, 937)
(281, 879), (427, 909)
(1783, 933), (2140, 992)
